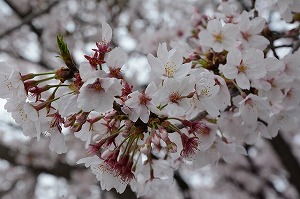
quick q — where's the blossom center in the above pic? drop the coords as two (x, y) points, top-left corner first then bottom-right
(180, 134), (199, 159)
(19, 109), (28, 122)
(197, 123), (211, 136)
(90, 78), (104, 92)
(165, 62), (176, 77)
(6, 82), (13, 91)
(238, 65), (247, 73)
(109, 68), (122, 79)
(169, 92), (181, 103)
(200, 86), (211, 97)
(139, 93), (151, 105)
(241, 31), (251, 41)
(96, 40), (110, 54)
(213, 33), (223, 42)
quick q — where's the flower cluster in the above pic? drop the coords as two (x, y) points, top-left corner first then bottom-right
(1, 2), (300, 196)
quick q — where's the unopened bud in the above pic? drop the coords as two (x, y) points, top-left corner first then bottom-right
(152, 132), (161, 145)
(55, 67), (75, 83)
(159, 127), (169, 141)
(76, 112), (89, 124)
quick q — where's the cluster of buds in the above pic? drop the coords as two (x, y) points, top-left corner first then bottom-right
(1, 3), (300, 195)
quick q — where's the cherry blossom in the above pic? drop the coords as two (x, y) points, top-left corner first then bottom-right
(147, 43), (191, 82)
(153, 77), (194, 116)
(199, 19), (238, 52)
(234, 94), (271, 127)
(125, 81), (160, 123)
(77, 77), (122, 113)
(193, 69), (220, 117)
(268, 108), (300, 137)
(0, 62), (26, 102)
(5, 101), (42, 139)
(237, 11), (270, 50)
(221, 48), (266, 90)
(1, 2), (300, 196)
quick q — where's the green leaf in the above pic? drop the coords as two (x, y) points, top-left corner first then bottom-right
(56, 34), (78, 73)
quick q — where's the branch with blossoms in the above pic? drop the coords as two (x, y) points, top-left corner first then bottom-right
(0, 0), (300, 196)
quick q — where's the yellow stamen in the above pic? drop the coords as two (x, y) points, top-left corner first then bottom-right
(214, 33), (223, 42)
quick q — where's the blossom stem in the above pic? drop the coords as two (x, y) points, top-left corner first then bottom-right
(230, 80), (245, 96)
(48, 84), (70, 88)
(21, 71), (56, 81)
(35, 76), (56, 84)
(132, 151), (141, 170)
(168, 123), (182, 134)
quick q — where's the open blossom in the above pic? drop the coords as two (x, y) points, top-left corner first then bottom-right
(90, 151), (135, 193)
(216, 2), (240, 23)
(180, 132), (199, 160)
(281, 52), (300, 80)
(237, 11), (269, 50)
(215, 138), (247, 163)
(0, 62), (26, 102)
(191, 137), (221, 168)
(5, 101), (42, 139)
(131, 159), (175, 197)
(221, 48), (266, 90)
(252, 57), (285, 91)
(213, 75), (231, 110)
(77, 154), (128, 193)
(218, 111), (245, 141)
(153, 77), (194, 116)
(125, 82), (160, 123)
(268, 108), (300, 137)
(199, 19), (238, 52)
(77, 77), (122, 113)
(193, 69), (220, 117)
(234, 94), (270, 127)
(147, 43), (191, 82)
(75, 121), (101, 148)
(54, 92), (80, 118)
(282, 82), (300, 109)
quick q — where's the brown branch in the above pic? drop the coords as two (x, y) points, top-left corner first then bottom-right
(269, 133), (300, 196)
(244, 145), (290, 199)
(0, 143), (84, 180)
(236, 0), (251, 12)
(258, 119), (300, 196)
(110, 187), (138, 199)
(224, 176), (265, 199)
(0, 0), (59, 38)
(174, 171), (192, 199)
